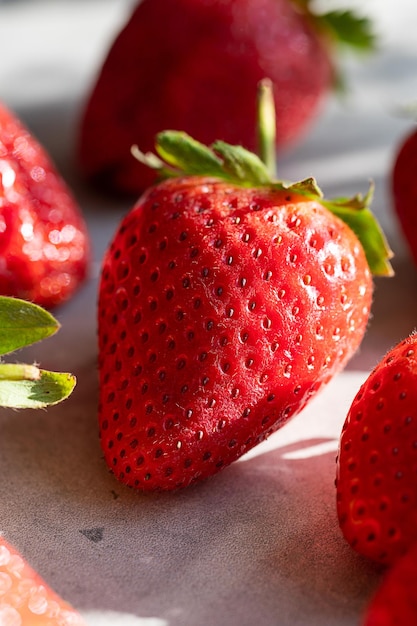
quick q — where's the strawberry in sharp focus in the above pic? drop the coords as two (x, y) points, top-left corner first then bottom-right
(362, 540), (417, 626)
(0, 102), (90, 308)
(78, 0), (375, 196)
(0, 535), (86, 626)
(97, 81), (392, 492)
(392, 125), (417, 267)
(336, 334), (417, 567)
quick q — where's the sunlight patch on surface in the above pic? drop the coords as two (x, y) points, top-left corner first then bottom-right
(281, 439), (339, 460)
(83, 611), (167, 626)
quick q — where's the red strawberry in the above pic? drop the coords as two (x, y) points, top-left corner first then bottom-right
(78, 0), (374, 196)
(362, 541), (417, 626)
(97, 87), (392, 491)
(392, 126), (417, 267)
(0, 102), (90, 308)
(336, 334), (417, 567)
(0, 536), (86, 625)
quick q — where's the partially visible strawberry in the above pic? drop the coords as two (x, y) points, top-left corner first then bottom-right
(0, 299), (79, 623)
(0, 535), (86, 625)
(336, 334), (417, 567)
(78, 0), (374, 196)
(0, 102), (90, 308)
(97, 83), (392, 492)
(392, 126), (417, 267)
(362, 541), (417, 626)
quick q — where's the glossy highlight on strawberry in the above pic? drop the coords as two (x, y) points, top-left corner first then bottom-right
(97, 84), (392, 492)
(0, 102), (90, 308)
(336, 334), (417, 566)
(98, 180), (380, 491)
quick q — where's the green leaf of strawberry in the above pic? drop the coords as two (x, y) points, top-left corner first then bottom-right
(0, 296), (76, 408)
(316, 10), (376, 53)
(131, 81), (393, 277)
(323, 187), (393, 277)
(291, 1), (376, 53)
(0, 369), (76, 409)
(0, 296), (59, 355)
(156, 131), (226, 178)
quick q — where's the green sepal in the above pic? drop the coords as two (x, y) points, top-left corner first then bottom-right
(0, 369), (76, 409)
(290, 0), (376, 54)
(282, 177), (323, 198)
(322, 186), (394, 277)
(156, 131), (226, 178)
(279, 179), (393, 276)
(317, 10), (376, 53)
(0, 296), (59, 356)
(131, 79), (393, 277)
(212, 140), (272, 186)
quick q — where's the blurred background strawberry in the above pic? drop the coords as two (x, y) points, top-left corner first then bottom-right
(77, 0), (375, 196)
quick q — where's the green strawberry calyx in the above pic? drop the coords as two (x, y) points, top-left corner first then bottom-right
(131, 79), (393, 277)
(290, 1), (376, 91)
(0, 296), (76, 409)
(292, 1), (376, 53)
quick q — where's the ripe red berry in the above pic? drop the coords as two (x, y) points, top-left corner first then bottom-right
(78, 0), (374, 196)
(0, 102), (90, 308)
(336, 334), (417, 566)
(362, 540), (417, 626)
(97, 125), (392, 491)
(392, 127), (417, 267)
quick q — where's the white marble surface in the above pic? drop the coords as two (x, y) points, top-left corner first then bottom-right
(1, 1), (417, 625)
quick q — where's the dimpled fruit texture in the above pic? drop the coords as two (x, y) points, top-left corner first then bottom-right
(78, 0), (332, 195)
(0, 102), (89, 308)
(98, 176), (372, 491)
(337, 334), (417, 566)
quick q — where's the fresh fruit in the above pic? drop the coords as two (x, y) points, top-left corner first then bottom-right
(97, 83), (392, 491)
(78, 0), (374, 196)
(362, 540), (417, 626)
(0, 102), (90, 308)
(336, 333), (417, 566)
(0, 535), (86, 625)
(392, 126), (417, 267)
(0, 299), (79, 622)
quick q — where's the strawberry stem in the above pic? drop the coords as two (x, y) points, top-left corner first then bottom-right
(0, 363), (41, 381)
(257, 78), (277, 178)
(130, 81), (393, 277)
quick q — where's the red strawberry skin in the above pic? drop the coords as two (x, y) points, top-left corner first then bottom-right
(336, 334), (417, 566)
(0, 102), (90, 308)
(78, 0), (333, 195)
(98, 175), (372, 491)
(362, 541), (417, 626)
(392, 128), (417, 266)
